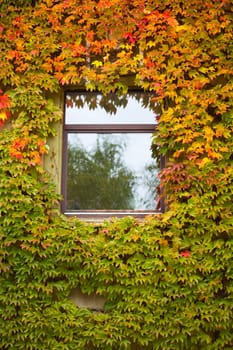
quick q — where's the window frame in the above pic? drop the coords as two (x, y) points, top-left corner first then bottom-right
(61, 90), (164, 221)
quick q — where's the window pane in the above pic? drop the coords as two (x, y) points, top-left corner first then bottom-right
(65, 93), (157, 125)
(66, 133), (159, 210)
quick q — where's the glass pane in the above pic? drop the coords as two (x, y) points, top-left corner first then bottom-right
(66, 133), (159, 210)
(65, 93), (158, 125)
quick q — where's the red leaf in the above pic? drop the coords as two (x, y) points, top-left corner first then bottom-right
(180, 250), (191, 258)
(0, 92), (10, 110)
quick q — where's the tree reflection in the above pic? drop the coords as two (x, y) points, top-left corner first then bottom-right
(139, 162), (159, 209)
(67, 135), (159, 210)
(66, 91), (160, 116)
(67, 135), (136, 210)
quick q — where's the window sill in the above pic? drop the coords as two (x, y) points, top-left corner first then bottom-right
(63, 210), (162, 222)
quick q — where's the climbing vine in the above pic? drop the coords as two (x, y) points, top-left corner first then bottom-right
(0, 0), (233, 349)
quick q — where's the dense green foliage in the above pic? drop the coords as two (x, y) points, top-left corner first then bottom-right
(0, 0), (233, 349)
(0, 213), (232, 349)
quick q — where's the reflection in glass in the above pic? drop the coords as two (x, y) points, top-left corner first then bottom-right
(65, 92), (158, 124)
(67, 134), (159, 210)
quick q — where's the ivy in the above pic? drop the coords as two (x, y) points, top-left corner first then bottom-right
(0, 0), (233, 349)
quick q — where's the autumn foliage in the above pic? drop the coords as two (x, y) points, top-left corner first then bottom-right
(0, 0), (233, 349)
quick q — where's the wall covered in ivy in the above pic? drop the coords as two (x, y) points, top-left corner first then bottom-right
(0, 0), (233, 349)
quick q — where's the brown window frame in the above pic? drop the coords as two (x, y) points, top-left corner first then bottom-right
(61, 91), (164, 221)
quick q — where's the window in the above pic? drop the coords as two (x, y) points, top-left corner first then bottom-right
(62, 91), (163, 220)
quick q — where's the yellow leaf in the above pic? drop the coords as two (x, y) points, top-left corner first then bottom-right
(198, 157), (211, 168)
(91, 60), (103, 68)
(131, 233), (139, 242)
(0, 112), (7, 121)
(175, 24), (191, 32)
(215, 124), (225, 137)
(173, 148), (185, 158)
(204, 126), (214, 143)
